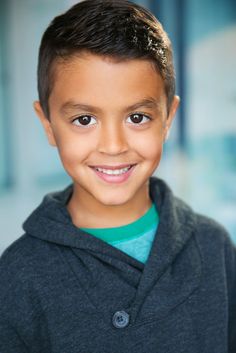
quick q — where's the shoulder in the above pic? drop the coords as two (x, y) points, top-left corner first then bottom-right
(0, 233), (52, 270)
(193, 211), (234, 252)
(0, 234), (61, 306)
(0, 234), (38, 272)
(174, 194), (235, 257)
(174, 196), (236, 296)
(178, 200), (236, 278)
(0, 235), (37, 317)
(174, 194), (235, 254)
(151, 176), (235, 248)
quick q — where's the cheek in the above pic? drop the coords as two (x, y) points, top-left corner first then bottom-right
(133, 131), (164, 161)
(53, 131), (92, 167)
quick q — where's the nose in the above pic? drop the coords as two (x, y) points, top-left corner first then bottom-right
(97, 122), (129, 155)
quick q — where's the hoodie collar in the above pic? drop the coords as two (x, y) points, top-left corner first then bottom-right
(23, 177), (195, 257)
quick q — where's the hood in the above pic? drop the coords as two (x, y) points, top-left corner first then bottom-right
(23, 176), (198, 278)
(23, 177), (195, 255)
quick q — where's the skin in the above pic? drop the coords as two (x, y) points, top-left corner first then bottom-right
(34, 52), (179, 228)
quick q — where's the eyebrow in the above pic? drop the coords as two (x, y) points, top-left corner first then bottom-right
(60, 97), (161, 114)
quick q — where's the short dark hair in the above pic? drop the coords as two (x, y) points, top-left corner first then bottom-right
(37, 0), (176, 119)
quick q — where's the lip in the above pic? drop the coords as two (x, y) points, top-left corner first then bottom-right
(89, 164), (136, 184)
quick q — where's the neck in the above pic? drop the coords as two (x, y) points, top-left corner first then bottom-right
(67, 184), (152, 229)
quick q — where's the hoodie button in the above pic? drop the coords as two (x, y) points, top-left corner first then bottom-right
(112, 311), (130, 328)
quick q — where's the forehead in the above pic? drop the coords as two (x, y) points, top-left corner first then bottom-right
(49, 53), (167, 111)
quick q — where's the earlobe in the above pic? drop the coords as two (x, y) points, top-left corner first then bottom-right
(33, 101), (57, 147)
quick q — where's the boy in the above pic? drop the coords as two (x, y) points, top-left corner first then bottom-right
(0, 0), (235, 352)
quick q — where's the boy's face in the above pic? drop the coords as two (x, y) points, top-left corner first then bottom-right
(34, 53), (179, 209)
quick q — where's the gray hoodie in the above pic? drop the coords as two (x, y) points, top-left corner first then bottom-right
(0, 177), (235, 353)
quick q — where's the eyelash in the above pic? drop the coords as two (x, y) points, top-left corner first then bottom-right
(71, 112), (152, 127)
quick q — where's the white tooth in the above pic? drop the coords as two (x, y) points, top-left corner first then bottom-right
(95, 166), (132, 175)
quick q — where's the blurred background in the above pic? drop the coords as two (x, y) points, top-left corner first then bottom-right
(0, 0), (236, 254)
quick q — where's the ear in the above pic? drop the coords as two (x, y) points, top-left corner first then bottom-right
(163, 95), (180, 141)
(33, 101), (57, 147)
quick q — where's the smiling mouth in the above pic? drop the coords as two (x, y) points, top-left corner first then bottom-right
(89, 164), (136, 184)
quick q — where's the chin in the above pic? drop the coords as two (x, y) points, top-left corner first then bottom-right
(96, 193), (131, 207)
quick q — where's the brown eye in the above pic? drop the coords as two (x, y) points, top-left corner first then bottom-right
(127, 113), (150, 124)
(72, 115), (97, 126)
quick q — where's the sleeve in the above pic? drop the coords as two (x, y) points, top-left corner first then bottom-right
(0, 313), (28, 353)
(224, 235), (236, 353)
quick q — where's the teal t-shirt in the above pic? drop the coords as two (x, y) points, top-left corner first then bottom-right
(80, 204), (159, 263)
